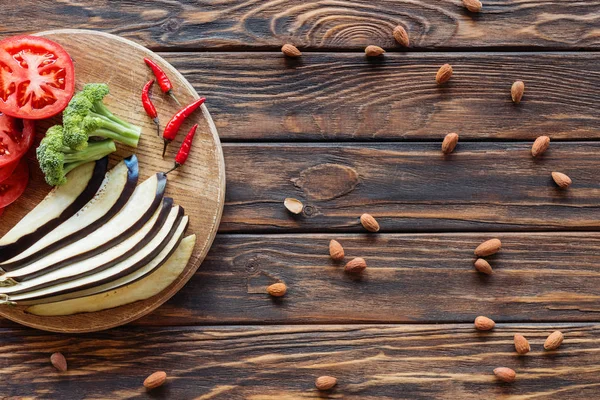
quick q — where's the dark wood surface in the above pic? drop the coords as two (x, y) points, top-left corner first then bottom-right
(2, 0), (600, 398)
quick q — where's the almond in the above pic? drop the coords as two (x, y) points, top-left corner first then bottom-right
(365, 45), (385, 57)
(345, 257), (367, 274)
(393, 26), (410, 47)
(144, 371), (167, 390)
(281, 44), (301, 58)
(511, 81), (525, 104)
(315, 375), (337, 390)
(531, 136), (550, 157)
(442, 133), (459, 154)
(50, 352), (67, 372)
(552, 172), (572, 189)
(329, 240), (345, 261)
(544, 330), (564, 350)
(514, 334), (531, 355)
(474, 258), (493, 275)
(360, 213), (380, 232)
(436, 64), (453, 84)
(267, 282), (287, 297)
(284, 198), (304, 214)
(493, 367), (516, 383)
(463, 0), (483, 12)
(474, 238), (502, 257)
(474, 316), (495, 331)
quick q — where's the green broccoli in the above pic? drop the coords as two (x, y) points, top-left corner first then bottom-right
(36, 125), (117, 186)
(62, 83), (142, 151)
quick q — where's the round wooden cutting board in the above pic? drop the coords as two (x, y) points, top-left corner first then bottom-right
(0, 30), (225, 332)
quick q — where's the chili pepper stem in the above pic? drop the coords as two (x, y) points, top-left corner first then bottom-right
(153, 117), (160, 136)
(162, 139), (171, 158)
(168, 90), (181, 106)
(165, 163), (182, 175)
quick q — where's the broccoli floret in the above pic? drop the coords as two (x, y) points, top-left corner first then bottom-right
(36, 125), (116, 186)
(62, 83), (142, 151)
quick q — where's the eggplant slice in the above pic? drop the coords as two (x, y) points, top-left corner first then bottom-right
(25, 235), (197, 316)
(0, 173), (167, 286)
(0, 156), (139, 271)
(14, 211), (188, 304)
(0, 158), (108, 263)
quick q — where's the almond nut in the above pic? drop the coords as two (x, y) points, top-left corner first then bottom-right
(329, 240), (345, 261)
(474, 238), (502, 257)
(511, 81), (525, 104)
(345, 257), (367, 274)
(315, 375), (337, 390)
(267, 282), (287, 297)
(514, 334), (531, 355)
(544, 330), (564, 350)
(284, 198), (304, 214)
(436, 64), (453, 84)
(50, 352), (67, 372)
(531, 136), (550, 157)
(474, 258), (493, 275)
(493, 367), (516, 383)
(393, 26), (410, 47)
(442, 133), (459, 154)
(474, 316), (495, 331)
(360, 213), (380, 232)
(552, 172), (572, 189)
(463, 0), (483, 12)
(281, 44), (301, 58)
(144, 371), (167, 389)
(365, 45), (385, 57)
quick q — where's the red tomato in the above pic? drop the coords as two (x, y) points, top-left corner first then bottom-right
(0, 113), (35, 168)
(0, 35), (75, 119)
(0, 159), (18, 182)
(0, 158), (29, 208)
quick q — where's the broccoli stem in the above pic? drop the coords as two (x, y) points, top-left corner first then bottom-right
(88, 112), (141, 148)
(92, 101), (139, 131)
(63, 140), (117, 175)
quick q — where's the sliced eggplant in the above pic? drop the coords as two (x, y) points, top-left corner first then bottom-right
(0, 158), (108, 263)
(0, 174), (168, 286)
(0, 156), (139, 271)
(25, 235), (197, 316)
(14, 212), (188, 304)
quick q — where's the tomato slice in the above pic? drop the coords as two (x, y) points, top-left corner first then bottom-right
(0, 35), (74, 119)
(0, 159), (19, 183)
(0, 158), (28, 208)
(0, 113), (35, 168)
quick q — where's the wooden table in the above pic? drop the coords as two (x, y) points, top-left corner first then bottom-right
(2, 1), (600, 398)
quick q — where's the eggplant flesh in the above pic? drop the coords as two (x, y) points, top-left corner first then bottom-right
(0, 159), (108, 263)
(25, 235), (197, 316)
(0, 156), (139, 271)
(0, 176), (168, 286)
(15, 212), (188, 304)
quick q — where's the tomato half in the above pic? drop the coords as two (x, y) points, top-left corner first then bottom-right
(0, 35), (75, 119)
(0, 113), (35, 168)
(0, 158), (28, 208)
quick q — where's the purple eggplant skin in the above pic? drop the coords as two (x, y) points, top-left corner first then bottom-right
(0, 155), (140, 272)
(18, 203), (187, 302)
(0, 158), (109, 264)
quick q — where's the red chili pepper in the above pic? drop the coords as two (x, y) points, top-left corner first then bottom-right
(162, 97), (205, 157)
(143, 57), (181, 106)
(166, 124), (198, 174)
(141, 79), (160, 136)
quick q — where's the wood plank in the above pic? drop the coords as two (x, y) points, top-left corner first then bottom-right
(165, 52), (600, 141)
(19, 231), (593, 327)
(7, 1), (600, 50)
(1, 324), (599, 399)
(218, 142), (600, 233)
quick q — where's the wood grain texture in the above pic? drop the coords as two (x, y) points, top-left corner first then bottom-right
(1, 324), (599, 399)
(98, 232), (600, 325)
(218, 142), (600, 233)
(0, 30), (225, 332)
(3, 1), (600, 50)
(164, 52), (600, 141)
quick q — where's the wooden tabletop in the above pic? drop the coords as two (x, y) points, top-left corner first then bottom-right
(2, 1), (600, 399)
